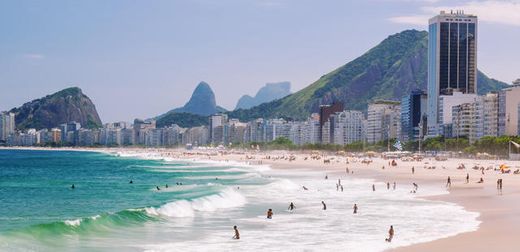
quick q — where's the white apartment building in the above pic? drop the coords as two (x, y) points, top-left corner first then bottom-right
(366, 101), (400, 144)
(332, 110), (364, 145)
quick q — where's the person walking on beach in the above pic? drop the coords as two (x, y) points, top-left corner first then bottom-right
(267, 209), (273, 219)
(353, 204), (358, 214)
(340, 185), (344, 192)
(233, 226), (240, 239)
(321, 201), (327, 210)
(387, 182), (390, 190)
(446, 176), (451, 189)
(288, 202), (295, 211)
(392, 182), (396, 190)
(372, 184), (376, 192)
(412, 166), (415, 174)
(385, 225), (394, 242)
(466, 173), (469, 184)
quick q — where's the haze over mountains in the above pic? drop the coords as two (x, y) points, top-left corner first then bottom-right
(235, 82), (292, 110)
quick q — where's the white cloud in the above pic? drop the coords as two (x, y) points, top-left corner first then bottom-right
(390, 0), (520, 27)
(22, 53), (45, 60)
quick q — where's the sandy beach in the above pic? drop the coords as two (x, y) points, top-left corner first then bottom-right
(4, 146), (520, 251)
(148, 148), (520, 252)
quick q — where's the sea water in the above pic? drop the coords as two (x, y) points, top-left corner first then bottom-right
(0, 149), (479, 251)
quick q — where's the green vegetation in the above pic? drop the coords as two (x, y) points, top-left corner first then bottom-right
(227, 136), (520, 157)
(404, 136), (520, 157)
(227, 30), (508, 122)
(156, 112), (208, 128)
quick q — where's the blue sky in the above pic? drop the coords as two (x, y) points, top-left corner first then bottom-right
(1, 0), (519, 122)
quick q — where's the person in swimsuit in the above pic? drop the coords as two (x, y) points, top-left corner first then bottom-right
(385, 225), (394, 242)
(353, 204), (358, 214)
(288, 202), (295, 211)
(267, 209), (273, 219)
(233, 226), (240, 239)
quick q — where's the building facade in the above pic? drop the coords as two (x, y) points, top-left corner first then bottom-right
(428, 11), (478, 135)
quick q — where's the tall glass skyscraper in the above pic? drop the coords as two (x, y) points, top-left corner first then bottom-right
(427, 10), (478, 135)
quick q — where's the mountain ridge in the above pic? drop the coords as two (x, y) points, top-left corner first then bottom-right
(235, 81), (292, 110)
(228, 29), (509, 121)
(9, 87), (102, 130)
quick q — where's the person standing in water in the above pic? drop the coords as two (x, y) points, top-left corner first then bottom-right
(412, 166), (415, 174)
(372, 184), (376, 192)
(267, 209), (273, 219)
(353, 204), (358, 214)
(385, 225), (394, 242)
(466, 173), (469, 184)
(321, 201), (327, 210)
(387, 182), (390, 190)
(446, 176), (451, 188)
(288, 202), (295, 211)
(233, 226), (240, 239)
(71, 184), (75, 189)
(392, 182), (396, 190)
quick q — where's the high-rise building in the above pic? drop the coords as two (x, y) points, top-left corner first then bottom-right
(438, 91), (478, 136)
(319, 102), (343, 143)
(427, 10), (478, 135)
(498, 84), (520, 136)
(367, 101), (401, 144)
(332, 110), (365, 145)
(133, 119), (156, 145)
(401, 90), (427, 142)
(209, 114), (228, 144)
(0, 112), (15, 142)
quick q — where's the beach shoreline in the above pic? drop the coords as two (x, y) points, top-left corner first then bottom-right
(3, 146), (519, 251)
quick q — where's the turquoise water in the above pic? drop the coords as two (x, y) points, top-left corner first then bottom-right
(0, 149), (480, 252)
(0, 149), (266, 251)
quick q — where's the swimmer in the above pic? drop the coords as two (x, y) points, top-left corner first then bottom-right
(233, 226), (240, 239)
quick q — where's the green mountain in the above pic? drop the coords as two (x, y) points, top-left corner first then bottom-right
(228, 30), (509, 121)
(9, 87), (102, 130)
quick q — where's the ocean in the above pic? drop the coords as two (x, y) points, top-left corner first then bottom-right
(0, 149), (479, 251)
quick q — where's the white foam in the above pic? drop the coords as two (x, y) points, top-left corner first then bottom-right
(64, 219), (81, 227)
(145, 188), (246, 218)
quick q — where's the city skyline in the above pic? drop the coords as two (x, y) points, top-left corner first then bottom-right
(1, 0), (519, 122)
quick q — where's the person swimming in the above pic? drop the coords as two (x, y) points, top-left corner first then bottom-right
(129, 180), (133, 184)
(267, 209), (273, 219)
(302, 186), (308, 190)
(233, 226), (240, 239)
(385, 225), (394, 242)
(156, 186), (161, 191)
(71, 184), (75, 189)
(321, 201), (327, 210)
(165, 184), (168, 188)
(288, 202), (295, 211)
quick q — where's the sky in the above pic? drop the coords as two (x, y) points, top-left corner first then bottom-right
(1, 0), (519, 122)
